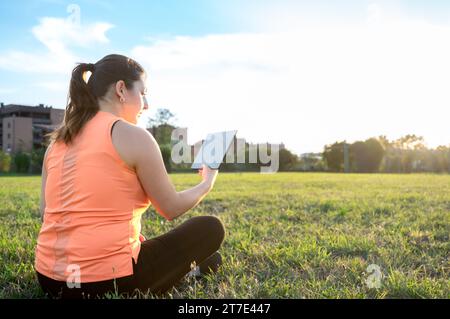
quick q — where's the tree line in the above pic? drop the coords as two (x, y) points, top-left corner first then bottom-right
(322, 135), (450, 173)
(271, 135), (450, 173)
(0, 108), (448, 174)
(148, 109), (449, 173)
(0, 148), (45, 174)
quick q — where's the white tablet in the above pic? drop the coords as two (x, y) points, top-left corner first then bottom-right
(191, 130), (238, 170)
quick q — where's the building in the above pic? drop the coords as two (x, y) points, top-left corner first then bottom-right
(0, 103), (65, 154)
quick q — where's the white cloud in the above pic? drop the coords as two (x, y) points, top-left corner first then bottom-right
(132, 5), (450, 153)
(32, 17), (113, 52)
(0, 16), (113, 74)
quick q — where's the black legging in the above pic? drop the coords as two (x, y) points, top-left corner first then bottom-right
(36, 215), (225, 299)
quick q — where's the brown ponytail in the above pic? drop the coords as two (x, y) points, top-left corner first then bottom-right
(45, 54), (145, 146)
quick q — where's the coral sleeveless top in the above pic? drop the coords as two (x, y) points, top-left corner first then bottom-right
(34, 110), (151, 283)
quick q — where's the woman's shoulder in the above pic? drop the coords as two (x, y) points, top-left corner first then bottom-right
(110, 120), (153, 171)
(111, 119), (152, 143)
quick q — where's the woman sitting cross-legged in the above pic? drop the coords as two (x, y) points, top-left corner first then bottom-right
(34, 54), (225, 299)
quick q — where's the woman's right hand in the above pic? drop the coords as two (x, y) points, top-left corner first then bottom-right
(198, 164), (218, 190)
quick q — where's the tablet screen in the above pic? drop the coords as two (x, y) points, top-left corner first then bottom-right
(191, 130), (238, 169)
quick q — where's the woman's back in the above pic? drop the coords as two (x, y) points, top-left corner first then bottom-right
(35, 110), (151, 283)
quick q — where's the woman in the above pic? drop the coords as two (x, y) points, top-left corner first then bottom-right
(34, 54), (225, 299)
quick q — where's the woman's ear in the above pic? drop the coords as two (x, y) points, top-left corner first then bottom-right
(115, 80), (126, 101)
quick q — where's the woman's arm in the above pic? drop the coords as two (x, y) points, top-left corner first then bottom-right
(163, 178), (211, 220)
(128, 126), (218, 221)
(169, 168), (217, 220)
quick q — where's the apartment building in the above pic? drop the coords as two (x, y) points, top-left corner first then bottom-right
(0, 103), (65, 154)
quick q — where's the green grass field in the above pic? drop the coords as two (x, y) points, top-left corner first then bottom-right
(0, 173), (449, 298)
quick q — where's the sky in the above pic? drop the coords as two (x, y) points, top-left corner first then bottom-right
(1, 0), (450, 154)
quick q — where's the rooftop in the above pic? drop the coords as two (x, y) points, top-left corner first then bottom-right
(0, 103), (64, 115)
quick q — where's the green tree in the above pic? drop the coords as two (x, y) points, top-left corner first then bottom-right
(31, 147), (46, 174)
(350, 138), (385, 173)
(278, 148), (299, 171)
(147, 108), (176, 128)
(153, 123), (176, 146)
(433, 146), (450, 173)
(323, 142), (345, 172)
(0, 150), (12, 173)
(146, 108), (177, 172)
(377, 135), (391, 149)
(393, 134), (426, 150)
(13, 151), (31, 173)
(159, 144), (172, 173)
(147, 108), (177, 146)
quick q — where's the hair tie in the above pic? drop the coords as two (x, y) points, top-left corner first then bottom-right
(86, 63), (96, 72)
